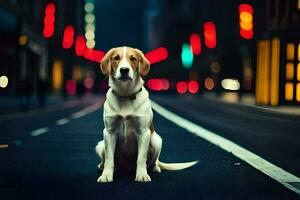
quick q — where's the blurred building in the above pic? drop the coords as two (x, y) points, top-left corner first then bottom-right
(144, 0), (260, 94)
(0, 0), (99, 97)
(256, 0), (300, 105)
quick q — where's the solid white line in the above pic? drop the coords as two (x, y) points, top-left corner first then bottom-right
(30, 127), (49, 137)
(56, 118), (70, 125)
(151, 100), (300, 195)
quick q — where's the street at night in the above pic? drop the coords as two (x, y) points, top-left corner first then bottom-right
(1, 0), (300, 199)
(0, 94), (299, 199)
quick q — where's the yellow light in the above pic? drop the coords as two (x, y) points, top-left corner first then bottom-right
(298, 63), (300, 81)
(73, 65), (83, 81)
(240, 12), (253, 23)
(239, 20), (253, 30)
(256, 40), (270, 105)
(297, 83), (300, 102)
(0, 144), (8, 149)
(18, 35), (28, 46)
(0, 75), (8, 88)
(85, 24), (95, 32)
(298, 0), (300, 10)
(85, 30), (95, 40)
(86, 39), (95, 49)
(85, 13), (95, 23)
(52, 60), (63, 90)
(298, 44), (300, 61)
(204, 77), (214, 90)
(286, 43), (295, 61)
(285, 82), (293, 101)
(286, 63), (294, 80)
(270, 37), (280, 106)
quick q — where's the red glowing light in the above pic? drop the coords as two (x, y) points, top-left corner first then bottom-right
(176, 81), (187, 94)
(188, 80), (199, 94)
(45, 3), (56, 15)
(43, 25), (54, 38)
(161, 79), (170, 90)
(84, 49), (105, 62)
(239, 4), (253, 14)
(190, 33), (201, 55)
(75, 35), (87, 56)
(203, 22), (216, 49)
(84, 49), (93, 60)
(147, 79), (163, 91)
(66, 80), (76, 95)
(145, 47), (168, 64)
(43, 3), (56, 38)
(84, 77), (94, 90)
(44, 15), (55, 24)
(239, 4), (253, 40)
(240, 29), (253, 40)
(91, 50), (105, 62)
(62, 25), (75, 49)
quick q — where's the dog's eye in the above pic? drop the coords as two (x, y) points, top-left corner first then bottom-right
(130, 56), (137, 62)
(113, 56), (120, 61)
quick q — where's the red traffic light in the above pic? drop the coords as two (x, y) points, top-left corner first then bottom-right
(145, 47), (168, 64)
(43, 3), (56, 38)
(190, 33), (201, 55)
(239, 4), (253, 40)
(62, 25), (75, 49)
(203, 22), (216, 49)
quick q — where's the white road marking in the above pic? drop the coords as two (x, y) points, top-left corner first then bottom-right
(151, 100), (300, 195)
(71, 101), (102, 119)
(30, 127), (49, 137)
(56, 118), (70, 125)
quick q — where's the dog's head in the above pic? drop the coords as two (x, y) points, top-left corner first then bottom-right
(100, 47), (150, 82)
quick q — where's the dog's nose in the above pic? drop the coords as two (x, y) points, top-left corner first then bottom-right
(120, 67), (129, 75)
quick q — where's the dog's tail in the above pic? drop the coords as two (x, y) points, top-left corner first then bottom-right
(157, 160), (198, 171)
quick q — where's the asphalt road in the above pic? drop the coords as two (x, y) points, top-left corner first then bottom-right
(0, 94), (299, 200)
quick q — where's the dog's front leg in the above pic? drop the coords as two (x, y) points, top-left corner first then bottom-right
(97, 128), (117, 183)
(135, 129), (151, 182)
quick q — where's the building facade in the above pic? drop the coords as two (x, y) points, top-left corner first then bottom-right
(256, 0), (300, 105)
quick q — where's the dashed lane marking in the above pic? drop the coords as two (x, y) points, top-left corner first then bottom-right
(71, 101), (102, 119)
(56, 118), (70, 125)
(30, 127), (49, 137)
(151, 100), (300, 195)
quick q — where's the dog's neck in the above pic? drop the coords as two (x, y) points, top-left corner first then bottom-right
(108, 75), (144, 98)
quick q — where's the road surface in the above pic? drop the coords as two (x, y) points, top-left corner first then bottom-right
(0, 94), (299, 200)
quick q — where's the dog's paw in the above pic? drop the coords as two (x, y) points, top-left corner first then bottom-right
(153, 165), (161, 173)
(97, 173), (113, 183)
(135, 172), (151, 182)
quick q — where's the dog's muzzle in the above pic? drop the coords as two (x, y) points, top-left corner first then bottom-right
(118, 67), (132, 81)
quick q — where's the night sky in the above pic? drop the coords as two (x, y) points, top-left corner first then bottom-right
(94, 0), (146, 51)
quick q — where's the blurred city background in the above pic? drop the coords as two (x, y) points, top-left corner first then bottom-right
(1, 0), (300, 199)
(1, 0), (300, 107)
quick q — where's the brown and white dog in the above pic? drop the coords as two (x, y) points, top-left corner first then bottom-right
(95, 46), (198, 183)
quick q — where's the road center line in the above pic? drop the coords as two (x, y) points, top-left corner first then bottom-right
(71, 101), (102, 119)
(30, 127), (49, 137)
(151, 100), (300, 195)
(56, 118), (70, 125)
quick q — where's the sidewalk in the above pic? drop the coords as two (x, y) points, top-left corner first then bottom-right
(0, 94), (80, 122)
(204, 92), (300, 116)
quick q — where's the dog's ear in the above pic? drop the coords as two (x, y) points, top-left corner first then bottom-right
(136, 49), (150, 76)
(100, 48), (115, 75)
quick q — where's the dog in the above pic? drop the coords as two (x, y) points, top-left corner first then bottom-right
(95, 46), (198, 183)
